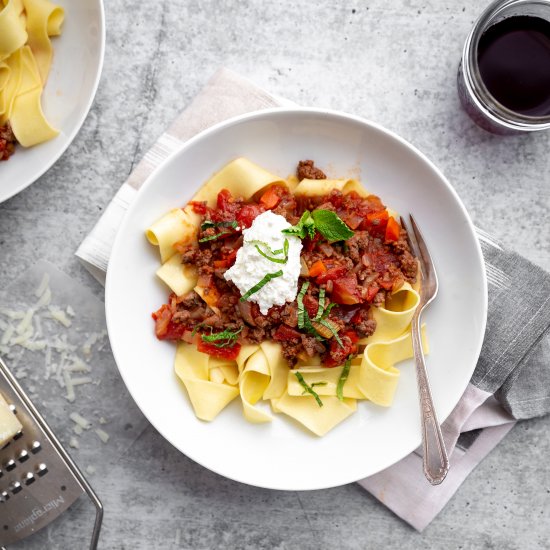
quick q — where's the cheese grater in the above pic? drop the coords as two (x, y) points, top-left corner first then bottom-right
(0, 357), (103, 549)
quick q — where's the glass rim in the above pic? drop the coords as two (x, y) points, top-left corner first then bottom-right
(462, 0), (550, 131)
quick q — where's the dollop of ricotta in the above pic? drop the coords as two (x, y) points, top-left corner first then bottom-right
(224, 211), (302, 315)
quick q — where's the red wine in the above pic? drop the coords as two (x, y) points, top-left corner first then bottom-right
(478, 16), (550, 116)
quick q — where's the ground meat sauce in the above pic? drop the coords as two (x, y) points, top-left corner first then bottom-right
(0, 123), (16, 161)
(152, 161), (418, 367)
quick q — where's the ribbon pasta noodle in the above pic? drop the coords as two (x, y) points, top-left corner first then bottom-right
(148, 158), (429, 436)
(0, 0), (64, 149)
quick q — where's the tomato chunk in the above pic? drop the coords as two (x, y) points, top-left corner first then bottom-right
(189, 201), (208, 215)
(385, 216), (400, 242)
(197, 339), (241, 360)
(324, 331), (359, 367)
(315, 266), (347, 284)
(273, 324), (302, 342)
(237, 204), (265, 228)
(363, 209), (389, 236)
(216, 189), (234, 212)
(331, 276), (362, 305)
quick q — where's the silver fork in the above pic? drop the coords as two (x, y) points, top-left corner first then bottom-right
(402, 215), (450, 485)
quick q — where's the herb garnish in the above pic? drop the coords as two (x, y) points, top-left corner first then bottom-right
(294, 372), (324, 407)
(282, 211), (317, 240)
(240, 270), (284, 302)
(282, 209), (354, 242)
(336, 357), (352, 401)
(198, 232), (231, 243)
(296, 282), (343, 348)
(200, 326), (243, 348)
(192, 325), (242, 348)
(250, 238), (289, 264)
(200, 220), (238, 231)
(198, 220), (239, 243)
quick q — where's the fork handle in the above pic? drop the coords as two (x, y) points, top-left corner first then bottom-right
(411, 315), (450, 485)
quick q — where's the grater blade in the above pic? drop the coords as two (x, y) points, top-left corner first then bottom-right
(0, 357), (102, 548)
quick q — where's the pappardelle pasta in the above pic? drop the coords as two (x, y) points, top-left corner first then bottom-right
(0, 0), (64, 160)
(147, 158), (428, 436)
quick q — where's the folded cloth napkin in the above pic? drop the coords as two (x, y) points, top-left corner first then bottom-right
(76, 68), (550, 531)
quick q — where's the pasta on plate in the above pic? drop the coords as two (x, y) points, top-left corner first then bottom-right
(146, 158), (428, 436)
(0, 0), (64, 160)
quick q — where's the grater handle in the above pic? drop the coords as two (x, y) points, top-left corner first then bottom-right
(0, 358), (103, 549)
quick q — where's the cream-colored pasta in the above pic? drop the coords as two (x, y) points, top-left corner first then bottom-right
(358, 325), (428, 406)
(155, 254), (198, 297)
(0, 0), (64, 146)
(274, 392), (357, 437)
(192, 157), (287, 207)
(146, 208), (197, 264)
(174, 342), (239, 422)
(294, 178), (368, 197)
(239, 347), (273, 423)
(360, 282), (420, 345)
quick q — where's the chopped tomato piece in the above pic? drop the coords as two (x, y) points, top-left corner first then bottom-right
(259, 185), (284, 209)
(197, 339), (241, 360)
(152, 304), (172, 339)
(331, 276), (362, 305)
(273, 324), (302, 342)
(385, 216), (400, 242)
(216, 189), (234, 212)
(189, 201), (208, 215)
(237, 204), (265, 228)
(308, 260), (327, 278)
(315, 266), (347, 284)
(302, 295), (319, 318)
(213, 259), (231, 269)
(364, 283), (380, 302)
(324, 330), (359, 367)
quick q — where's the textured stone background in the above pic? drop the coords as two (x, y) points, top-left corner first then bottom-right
(1, 0), (549, 548)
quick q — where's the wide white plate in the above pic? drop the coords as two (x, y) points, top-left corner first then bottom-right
(106, 108), (487, 490)
(0, 0), (105, 203)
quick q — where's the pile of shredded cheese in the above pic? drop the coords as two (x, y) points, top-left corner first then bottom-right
(0, 272), (111, 456)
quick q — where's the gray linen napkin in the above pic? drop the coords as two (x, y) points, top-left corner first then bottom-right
(76, 68), (550, 530)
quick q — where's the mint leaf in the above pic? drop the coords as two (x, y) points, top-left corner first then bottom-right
(282, 211), (316, 239)
(311, 210), (354, 241)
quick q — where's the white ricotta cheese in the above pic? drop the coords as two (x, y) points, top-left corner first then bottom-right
(224, 210), (302, 315)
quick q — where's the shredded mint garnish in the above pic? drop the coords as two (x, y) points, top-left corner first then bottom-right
(314, 288), (326, 321)
(294, 372), (323, 407)
(282, 209), (354, 242)
(195, 326), (243, 348)
(240, 270), (284, 302)
(200, 220), (238, 231)
(297, 281), (309, 329)
(296, 282), (342, 346)
(198, 232), (231, 243)
(337, 357), (352, 401)
(250, 238), (289, 264)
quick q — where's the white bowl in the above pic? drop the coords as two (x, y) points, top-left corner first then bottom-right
(106, 108), (487, 490)
(0, 0), (105, 203)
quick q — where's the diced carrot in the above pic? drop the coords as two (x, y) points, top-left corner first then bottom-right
(308, 260), (327, 278)
(385, 216), (400, 242)
(259, 186), (282, 209)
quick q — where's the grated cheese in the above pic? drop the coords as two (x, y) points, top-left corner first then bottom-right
(1, 324), (14, 345)
(94, 428), (109, 444)
(69, 412), (92, 430)
(73, 424), (83, 435)
(35, 273), (50, 297)
(48, 306), (72, 328)
(69, 437), (79, 449)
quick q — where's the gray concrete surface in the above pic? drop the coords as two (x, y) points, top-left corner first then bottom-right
(1, 0), (549, 548)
